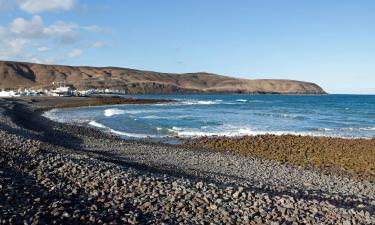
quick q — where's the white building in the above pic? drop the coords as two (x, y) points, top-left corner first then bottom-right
(51, 86), (73, 96)
(0, 90), (21, 97)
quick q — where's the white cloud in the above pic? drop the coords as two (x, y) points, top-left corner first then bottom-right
(0, 12), (108, 62)
(10, 15), (45, 38)
(44, 21), (78, 35)
(0, 0), (18, 11)
(44, 21), (80, 44)
(0, 25), (28, 59)
(8, 38), (28, 50)
(19, 0), (75, 14)
(82, 25), (101, 32)
(89, 41), (108, 48)
(68, 49), (82, 57)
(0, 0), (75, 14)
(0, 35), (30, 60)
(6, 16), (81, 44)
(37, 46), (49, 52)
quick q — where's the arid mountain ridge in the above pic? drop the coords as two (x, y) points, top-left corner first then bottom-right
(0, 60), (326, 94)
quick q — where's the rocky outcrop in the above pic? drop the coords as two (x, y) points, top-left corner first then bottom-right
(0, 60), (326, 94)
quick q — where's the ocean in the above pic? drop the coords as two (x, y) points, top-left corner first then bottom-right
(44, 94), (375, 140)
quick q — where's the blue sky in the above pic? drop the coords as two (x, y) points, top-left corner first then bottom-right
(0, 0), (374, 94)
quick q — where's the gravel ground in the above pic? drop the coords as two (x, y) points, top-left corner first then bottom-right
(0, 97), (374, 224)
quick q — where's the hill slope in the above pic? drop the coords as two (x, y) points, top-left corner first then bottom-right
(0, 61), (326, 94)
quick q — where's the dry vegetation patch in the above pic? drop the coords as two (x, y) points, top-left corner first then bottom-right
(184, 135), (375, 181)
(53, 96), (174, 108)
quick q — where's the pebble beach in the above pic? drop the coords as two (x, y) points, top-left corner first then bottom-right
(0, 97), (374, 224)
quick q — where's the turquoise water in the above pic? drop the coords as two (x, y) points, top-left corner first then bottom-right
(44, 95), (375, 139)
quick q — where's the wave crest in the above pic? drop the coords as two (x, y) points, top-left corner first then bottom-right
(316, 127), (375, 131)
(104, 108), (126, 117)
(181, 100), (222, 105)
(88, 120), (108, 129)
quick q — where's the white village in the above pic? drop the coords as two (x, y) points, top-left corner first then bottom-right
(0, 82), (127, 97)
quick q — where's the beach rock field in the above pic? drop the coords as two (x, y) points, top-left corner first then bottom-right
(0, 97), (374, 224)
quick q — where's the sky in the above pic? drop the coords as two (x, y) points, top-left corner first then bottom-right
(0, 0), (374, 94)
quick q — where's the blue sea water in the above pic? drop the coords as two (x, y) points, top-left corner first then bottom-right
(44, 95), (375, 139)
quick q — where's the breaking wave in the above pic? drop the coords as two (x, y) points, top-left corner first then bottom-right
(104, 108), (160, 117)
(88, 120), (107, 128)
(88, 120), (160, 138)
(104, 109), (126, 117)
(181, 100), (223, 105)
(235, 99), (269, 103)
(315, 127), (375, 131)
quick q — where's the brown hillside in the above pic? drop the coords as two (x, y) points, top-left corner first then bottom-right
(0, 61), (326, 94)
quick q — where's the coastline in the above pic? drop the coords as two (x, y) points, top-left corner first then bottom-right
(1, 96), (374, 224)
(38, 96), (374, 181)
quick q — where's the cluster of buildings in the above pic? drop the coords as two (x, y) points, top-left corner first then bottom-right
(0, 86), (127, 97)
(0, 89), (46, 97)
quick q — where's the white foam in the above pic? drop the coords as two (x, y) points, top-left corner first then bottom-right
(169, 127), (260, 137)
(104, 108), (161, 117)
(360, 127), (375, 131)
(109, 129), (158, 138)
(141, 115), (161, 119)
(43, 109), (86, 123)
(88, 121), (108, 129)
(317, 128), (333, 131)
(104, 108), (126, 117)
(234, 99), (271, 103)
(43, 109), (62, 122)
(89, 120), (160, 138)
(317, 127), (375, 131)
(167, 126), (365, 138)
(181, 100), (222, 105)
(86, 122), (375, 139)
(250, 100), (267, 103)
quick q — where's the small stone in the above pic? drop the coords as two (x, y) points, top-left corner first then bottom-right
(90, 205), (98, 211)
(232, 192), (240, 199)
(196, 182), (204, 189)
(209, 204), (218, 210)
(52, 210), (62, 217)
(142, 202), (151, 209)
(89, 216), (96, 223)
(215, 198), (223, 204)
(357, 204), (365, 208)
(277, 206), (286, 215)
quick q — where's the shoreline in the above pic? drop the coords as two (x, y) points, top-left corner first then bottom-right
(4, 95), (375, 183)
(38, 96), (374, 181)
(1, 96), (374, 224)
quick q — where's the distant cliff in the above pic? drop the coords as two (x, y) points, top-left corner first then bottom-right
(0, 60), (326, 94)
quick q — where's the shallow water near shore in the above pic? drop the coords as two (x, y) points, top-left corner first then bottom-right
(43, 94), (375, 140)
